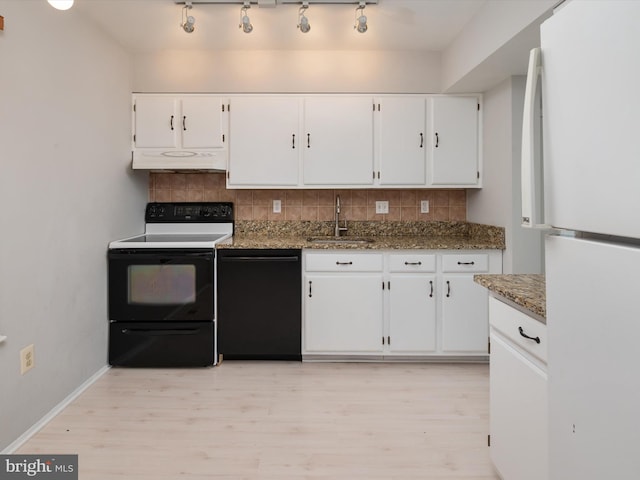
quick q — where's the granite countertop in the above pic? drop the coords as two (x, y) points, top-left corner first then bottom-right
(219, 220), (506, 251)
(474, 274), (546, 321)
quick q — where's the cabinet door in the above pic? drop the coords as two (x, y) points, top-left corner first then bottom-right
(441, 275), (488, 353)
(377, 97), (427, 186)
(430, 96), (479, 186)
(180, 96), (225, 149)
(304, 274), (383, 353)
(228, 96), (300, 186)
(388, 275), (436, 353)
(133, 96), (178, 148)
(490, 333), (548, 480)
(303, 97), (374, 186)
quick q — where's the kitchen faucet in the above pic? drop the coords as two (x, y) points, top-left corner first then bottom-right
(334, 195), (348, 237)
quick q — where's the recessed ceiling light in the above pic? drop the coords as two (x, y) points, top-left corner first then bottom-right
(48, 0), (74, 11)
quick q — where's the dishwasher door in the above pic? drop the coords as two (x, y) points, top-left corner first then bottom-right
(217, 249), (302, 360)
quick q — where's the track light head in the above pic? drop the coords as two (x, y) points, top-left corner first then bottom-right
(181, 2), (195, 33)
(354, 1), (367, 33)
(48, 0), (74, 10)
(297, 2), (310, 34)
(240, 2), (253, 33)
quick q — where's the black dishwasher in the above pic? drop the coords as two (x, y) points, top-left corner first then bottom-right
(217, 249), (302, 360)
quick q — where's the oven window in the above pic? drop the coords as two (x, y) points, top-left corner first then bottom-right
(128, 264), (196, 305)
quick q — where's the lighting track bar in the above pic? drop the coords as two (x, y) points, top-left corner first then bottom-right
(175, 1), (378, 5)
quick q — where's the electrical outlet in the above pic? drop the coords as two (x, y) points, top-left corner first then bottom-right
(20, 344), (34, 375)
(420, 200), (430, 213)
(273, 199), (282, 214)
(375, 201), (389, 214)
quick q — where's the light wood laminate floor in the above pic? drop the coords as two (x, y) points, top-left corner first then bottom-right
(18, 362), (499, 479)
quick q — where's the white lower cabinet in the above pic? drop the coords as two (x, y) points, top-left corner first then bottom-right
(302, 249), (501, 359)
(441, 253), (497, 353)
(304, 253), (383, 354)
(489, 296), (548, 480)
(387, 253), (437, 354)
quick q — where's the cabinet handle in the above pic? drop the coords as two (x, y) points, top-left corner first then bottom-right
(170, 115), (174, 131)
(404, 261), (422, 266)
(518, 326), (541, 344)
(457, 261), (475, 265)
(435, 132), (439, 148)
(308, 281), (312, 298)
(307, 133), (311, 148)
(446, 280), (451, 297)
(419, 133), (424, 148)
(336, 261), (353, 266)
(182, 116), (187, 131)
(429, 280), (433, 298)
(292, 134), (296, 149)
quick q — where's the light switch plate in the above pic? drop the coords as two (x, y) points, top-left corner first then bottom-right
(273, 199), (282, 213)
(420, 200), (430, 213)
(375, 201), (389, 214)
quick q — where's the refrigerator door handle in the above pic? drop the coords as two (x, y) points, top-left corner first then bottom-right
(521, 47), (551, 230)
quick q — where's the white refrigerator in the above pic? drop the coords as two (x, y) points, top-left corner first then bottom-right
(521, 1), (640, 479)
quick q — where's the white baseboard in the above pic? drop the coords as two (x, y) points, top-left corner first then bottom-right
(2, 365), (110, 454)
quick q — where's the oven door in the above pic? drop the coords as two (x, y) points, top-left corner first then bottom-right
(108, 249), (215, 321)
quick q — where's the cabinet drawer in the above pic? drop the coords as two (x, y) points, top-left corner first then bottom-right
(389, 254), (436, 272)
(442, 253), (489, 272)
(305, 253), (383, 272)
(490, 297), (547, 364)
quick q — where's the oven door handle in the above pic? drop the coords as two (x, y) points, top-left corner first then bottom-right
(120, 328), (200, 336)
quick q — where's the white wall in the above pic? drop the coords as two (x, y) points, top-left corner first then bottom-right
(132, 49), (442, 93)
(467, 76), (543, 274)
(442, 0), (556, 92)
(0, 1), (147, 451)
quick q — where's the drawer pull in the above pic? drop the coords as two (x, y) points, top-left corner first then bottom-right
(336, 261), (353, 266)
(405, 261), (422, 266)
(518, 326), (541, 344)
(457, 261), (475, 265)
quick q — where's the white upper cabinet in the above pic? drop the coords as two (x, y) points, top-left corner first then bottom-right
(131, 93), (482, 182)
(429, 96), (480, 187)
(134, 96), (178, 148)
(302, 96), (375, 186)
(180, 96), (226, 149)
(375, 97), (427, 186)
(132, 94), (228, 170)
(228, 96), (301, 187)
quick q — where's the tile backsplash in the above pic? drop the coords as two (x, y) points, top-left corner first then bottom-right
(149, 173), (466, 222)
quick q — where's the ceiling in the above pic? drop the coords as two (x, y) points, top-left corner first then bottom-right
(76, 0), (489, 53)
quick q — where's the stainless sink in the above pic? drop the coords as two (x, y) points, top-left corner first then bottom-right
(307, 237), (375, 245)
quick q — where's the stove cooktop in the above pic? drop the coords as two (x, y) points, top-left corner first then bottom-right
(109, 202), (234, 250)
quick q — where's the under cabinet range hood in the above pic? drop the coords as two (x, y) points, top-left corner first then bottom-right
(131, 94), (228, 171)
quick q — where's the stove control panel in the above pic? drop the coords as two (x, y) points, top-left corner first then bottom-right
(145, 202), (234, 223)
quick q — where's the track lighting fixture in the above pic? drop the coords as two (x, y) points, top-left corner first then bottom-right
(47, 0), (74, 10)
(354, 1), (367, 33)
(297, 2), (310, 33)
(239, 1), (253, 33)
(181, 2), (195, 33)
